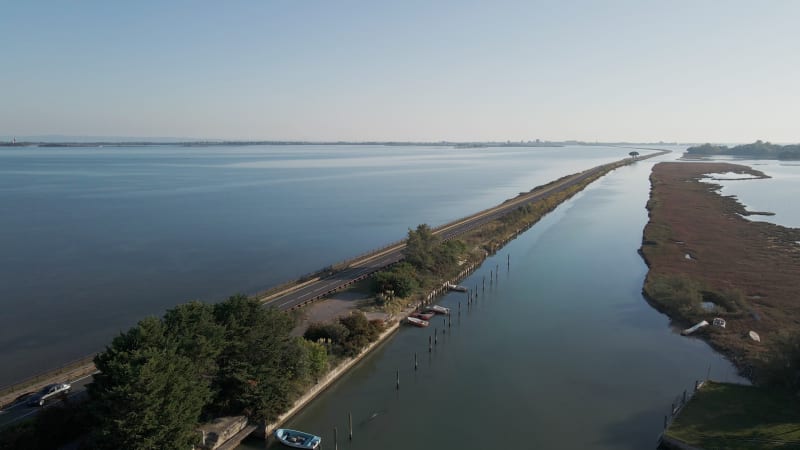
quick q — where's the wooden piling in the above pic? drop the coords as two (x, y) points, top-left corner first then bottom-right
(434, 328), (438, 344)
(429, 335), (432, 352)
(396, 370), (400, 390)
(349, 412), (353, 440)
(334, 427), (338, 450)
(415, 352), (418, 370)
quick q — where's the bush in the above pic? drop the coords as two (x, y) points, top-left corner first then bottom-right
(646, 274), (703, 317)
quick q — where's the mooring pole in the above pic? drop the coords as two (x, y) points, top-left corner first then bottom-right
(349, 412), (353, 440)
(334, 427), (338, 450)
(429, 335), (432, 352)
(414, 352), (418, 370)
(396, 369), (400, 390)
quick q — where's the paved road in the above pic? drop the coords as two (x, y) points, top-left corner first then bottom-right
(260, 150), (670, 310)
(0, 372), (95, 428)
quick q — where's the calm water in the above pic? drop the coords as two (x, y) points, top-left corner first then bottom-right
(0, 144), (653, 386)
(700, 157), (800, 228)
(240, 152), (748, 450)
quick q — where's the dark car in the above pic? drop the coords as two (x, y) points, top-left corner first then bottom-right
(27, 383), (71, 407)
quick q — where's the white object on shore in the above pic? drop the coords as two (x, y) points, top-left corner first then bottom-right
(681, 320), (709, 336)
(748, 330), (761, 342)
(712, 317), (726, 328)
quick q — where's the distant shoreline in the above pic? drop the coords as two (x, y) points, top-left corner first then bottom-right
(0, 140), (683, 148)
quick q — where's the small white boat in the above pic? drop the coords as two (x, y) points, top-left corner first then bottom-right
(425, 305), (450, 315)
(681, 320), (709, 336)
(274, 428), (322, 449)
(406, 316), (430, 327)
(445, 282), (468, 292)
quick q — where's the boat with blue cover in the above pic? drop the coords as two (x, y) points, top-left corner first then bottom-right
(274, 428), (322, 449)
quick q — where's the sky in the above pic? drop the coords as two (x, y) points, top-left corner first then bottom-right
(1, 1), (798, 143)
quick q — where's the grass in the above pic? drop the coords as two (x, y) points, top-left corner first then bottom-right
(667, 381), (800, 449)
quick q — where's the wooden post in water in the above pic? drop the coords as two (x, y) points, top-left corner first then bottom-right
(682, 390), (687, 404)
(482, 276), (485, 292)
(429, 335), (432, 352)
(508, 254), (510, 269)
(334, 427), (338, 450)
(434, 328), (438, 345)
(448, 315), (451, 328)
(396, 369), (400, 390)
(349, 412), (353, 440)
(663, 415), (668, 430)
(415, 352), (418, 370)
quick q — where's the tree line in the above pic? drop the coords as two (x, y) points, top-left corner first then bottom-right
(686, 141), (800, 160)
(1, 295), (383, 450)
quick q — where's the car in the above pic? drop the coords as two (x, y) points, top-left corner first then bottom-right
(27, 383), (71, 407)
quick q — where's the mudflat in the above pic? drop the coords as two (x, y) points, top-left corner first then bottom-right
(640, 162), (800, 379)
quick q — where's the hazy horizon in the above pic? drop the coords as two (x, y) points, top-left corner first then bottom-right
(2, 1), (798, 143)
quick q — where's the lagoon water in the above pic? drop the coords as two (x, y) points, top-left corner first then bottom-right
(1, 144), (666, 386)
(238, 151), (749, 450)
(699, 157), (800, 228)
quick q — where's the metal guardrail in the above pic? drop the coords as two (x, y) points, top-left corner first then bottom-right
(0, 353), (97, 399)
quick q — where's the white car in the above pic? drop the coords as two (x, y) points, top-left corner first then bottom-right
(27, 383), (71, 407)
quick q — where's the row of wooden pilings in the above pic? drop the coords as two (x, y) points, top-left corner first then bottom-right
(658, 378), (708, 447)
(324, 253), (512, 450)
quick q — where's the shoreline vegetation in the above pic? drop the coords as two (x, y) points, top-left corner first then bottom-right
(0, 151), (659, 450)
(641, 161), (800, 449)
(640, 162), (800, 383)
(685, 140), (800, 160)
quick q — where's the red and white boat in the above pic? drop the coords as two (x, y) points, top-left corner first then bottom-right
(411, 311), (435, 321)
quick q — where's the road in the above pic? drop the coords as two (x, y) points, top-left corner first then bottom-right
(260, 150), (669, 310)
(0, 372), (95, 428)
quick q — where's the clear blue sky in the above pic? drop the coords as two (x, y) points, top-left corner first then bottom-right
(1, 1), (798, 142)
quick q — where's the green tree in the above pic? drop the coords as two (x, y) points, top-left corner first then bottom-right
(211, 294), (298, 421)
(403, 224), (438, 270)
(374, 262), (419, 297)
(163, 301), (224, 401)
(432, 239), (466, 273)
(89, 317), (206, 450)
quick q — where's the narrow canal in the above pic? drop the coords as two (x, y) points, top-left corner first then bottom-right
(242, 154), (746, 450)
